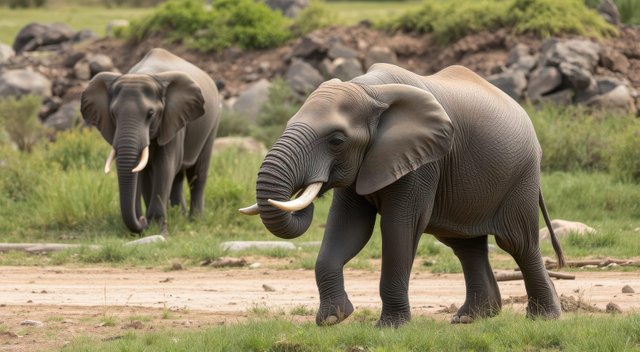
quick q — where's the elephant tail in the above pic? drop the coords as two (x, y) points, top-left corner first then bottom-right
(539, 190), (565, 268)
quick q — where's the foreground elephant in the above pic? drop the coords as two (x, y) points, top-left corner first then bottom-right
(241, 64), (565, 327)
(82, 48), (220, 233)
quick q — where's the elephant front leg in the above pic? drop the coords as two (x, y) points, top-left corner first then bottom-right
(315, 188), (376, 326)
(147, 159), (177, 235)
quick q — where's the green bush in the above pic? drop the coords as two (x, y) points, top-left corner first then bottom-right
(386, 0), (617, 44)
(217, 110), (252, 138)
(291, 0), (336, 36)
(616, 0), (640, 25)
(250, 78), (301, 147)
(127, 0), (293, 52)
(0, 95), (46, 152)
(0, 0), (46, 8)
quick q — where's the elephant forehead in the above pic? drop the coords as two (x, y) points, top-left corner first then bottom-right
(113, 75), (161, 95)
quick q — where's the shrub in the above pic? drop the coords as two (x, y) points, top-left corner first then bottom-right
(385, 0), (617, 44)
(291, 0), (336, 37)
(217, 111), (252, 138)
(0, 95), (46, 152)
(127, 0), (293, 52)
(0, 0), (46, 8)
(615, 0), (640, 25)
(251, 78), (301, 147)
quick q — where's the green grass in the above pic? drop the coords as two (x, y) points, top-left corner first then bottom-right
(63, 313), (640, 351)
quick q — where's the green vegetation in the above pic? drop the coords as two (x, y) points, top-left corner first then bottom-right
(64, 313), (640, 351)
(616, 0), (640, 24)
(0, 95), (45, 152)
(386, 0), (618, 44)
(125, 0), (292, 52)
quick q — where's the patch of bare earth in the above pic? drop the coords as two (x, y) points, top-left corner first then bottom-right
(0, 266), (638, 351)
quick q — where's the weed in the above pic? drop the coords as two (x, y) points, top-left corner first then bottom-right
(0, 95), (45, 152)
(289, 305), (315, 316)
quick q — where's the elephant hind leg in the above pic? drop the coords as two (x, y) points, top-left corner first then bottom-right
(494, 196), (561, 319)
(436, 234), (501, 324)
(186, 132), (215, 218)
(170, 169), (187, 213)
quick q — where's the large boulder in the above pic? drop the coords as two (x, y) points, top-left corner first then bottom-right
(526, 66), (562, 100)
(487, 69), (527, 100)
(288, 34), (327, 60)
(365, 46), (397, 69)
(43, 100), (80, 132)
(330, 57), (363, 81)
(285, 58), (324, 97)
(327, 41), (359, 60)
(88, 54), (115, 77)
(265, 0), (309, 17)
(13, 23), (75, 53)
(0, 43), (15, 65)
(539, 219), (595, 240)
(584, 77), (636, 114)
(232, 79), (271, 122)
(0, 69), (52, 98)
(540, 39), (601, 72)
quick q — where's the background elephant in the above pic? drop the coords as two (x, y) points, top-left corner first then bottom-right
(241, 64), (565, 327)
(81, 48), (220, 234)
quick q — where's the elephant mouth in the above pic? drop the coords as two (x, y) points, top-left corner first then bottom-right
(239, 182), (324, 215)
(103, 146), (150, 174)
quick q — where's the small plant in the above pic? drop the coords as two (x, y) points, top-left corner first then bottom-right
(610, 124), (640, 183)
(289, 305), (315, 316)
(248, 303), (271, 317)
(291, 0), (335, 37)
(567, 232), (617, 249)
(0, 95), (46, 152)
(99, 314), (118, 327)
(251, 78), (301, 147)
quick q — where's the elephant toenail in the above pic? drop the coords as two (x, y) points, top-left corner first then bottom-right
(450, 315), (460, 324)
(459, 315), (473, 324)
(324, 315), (338, 325)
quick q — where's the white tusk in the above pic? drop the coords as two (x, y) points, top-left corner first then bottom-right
(238, 203), (260, 215)
(268, 182), (322, 212)
(104, 148), (116, 174)
(131, 146), (149, 173)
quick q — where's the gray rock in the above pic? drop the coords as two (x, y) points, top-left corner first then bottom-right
(606, 302), (622, 313)
(73, 29), (99, 43)
(526, 66), (562, 100)
(265, 0), (309, 17)
(73, 60), (91, 80)
(232, 79), (271, 122)
(105, 19), (130, 38)
(365, 46), (397, 69)
(88, 54), (114, 77)
(285, 58), (324, 96)
(124, 235), (166, 247)
(506, 43), (531, 67)
(20, 320), (44, 327)
(487, 69), (527, 100)
(213, 136), (267, 155)
(43, 100), (80, 132)
(0, 43), (15, 64)
(622, 285), (635, 294)
(39, 96), (62, 118)
(330, 57), (363, 81)
(220, 241), (296, 251)
(598, 0), (620, 25)
(512, 55), (538, 73)
(13, 23), (75, 53)
(539, 219), (595, 240)
(317, 58), (334, 79)
(328, 41), (359, 60)
(540, 39), (601, 71)
(584, 82), (636, 114)
(0, 68), (51, 98)
(539, 89), (574, 105)
(558, 62), (595, 91)
(289, 34), (326, 59)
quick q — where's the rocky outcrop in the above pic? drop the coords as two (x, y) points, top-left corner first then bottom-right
(0, 69), (51, 98)
(13, 23), (76, 53)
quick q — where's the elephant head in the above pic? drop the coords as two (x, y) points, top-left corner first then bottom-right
(241, 79), (454, 239)
(81, 71), (205, 232)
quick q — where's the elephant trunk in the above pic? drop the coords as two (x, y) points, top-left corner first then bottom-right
(255, 124), (316, 239)
(115, 133), (147, 233)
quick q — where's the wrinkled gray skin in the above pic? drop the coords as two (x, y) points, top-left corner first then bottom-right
(81, 48), (220, 234)
(251, 64), (565, 327)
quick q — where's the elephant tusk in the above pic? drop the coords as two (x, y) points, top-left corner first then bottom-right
(104, 148), (116, 174)
(131, 146), (149, 173)
(268, 182), (322, 212)
(238, 203), (260, 215)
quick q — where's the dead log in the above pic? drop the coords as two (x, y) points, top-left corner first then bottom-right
(544, 258), (640, 269)
(495, 270), (575, 282)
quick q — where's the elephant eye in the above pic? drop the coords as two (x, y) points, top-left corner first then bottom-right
(146, 109), (154, 119)
(329, 135), (345, 147)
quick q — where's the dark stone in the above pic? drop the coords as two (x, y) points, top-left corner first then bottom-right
(232, 79), (271, 122)
(288, 34), (327, 60)
(13, 23), (75, 53)
(365, 46), (397, 70)
(43, 100), (81, 132)
(327, 41), (359, 60)
(88, 54), (114, 77)
(487, 69), (527, 100)
(330, 57), (363, 81)
(526, 66), (562, 100)
(0, 68), (52, 98)
(285, 58), (324, 97)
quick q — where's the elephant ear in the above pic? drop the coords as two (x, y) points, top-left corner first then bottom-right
(81, 72), (121, 145)
(155, 71), (205, 146)
(355, 84), (454, 195)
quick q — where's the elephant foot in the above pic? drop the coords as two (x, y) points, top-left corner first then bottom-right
(450, 299), (501, 324)
(526, 295), (561, 320)
(376, 310), (411, 328)
(316, 295), (354, 326)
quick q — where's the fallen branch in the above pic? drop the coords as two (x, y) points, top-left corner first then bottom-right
(544, 258), (640, 269)
(495, 270), (575, 282)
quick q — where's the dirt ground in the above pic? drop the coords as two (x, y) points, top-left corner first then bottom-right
(0, 266), (638, 351)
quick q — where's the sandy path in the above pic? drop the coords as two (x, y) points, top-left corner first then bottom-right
(0, 266), (638, 351)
